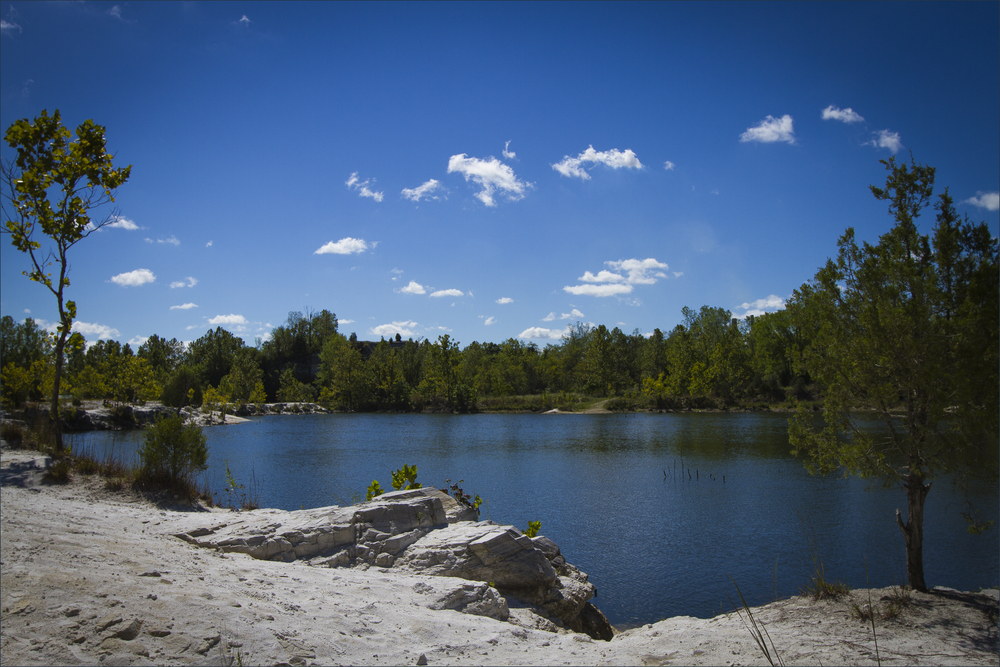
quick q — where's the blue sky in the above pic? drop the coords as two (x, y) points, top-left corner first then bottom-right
(2, 2), (998, 349)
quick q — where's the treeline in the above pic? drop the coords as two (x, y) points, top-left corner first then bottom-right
(1, 304), (814, 413)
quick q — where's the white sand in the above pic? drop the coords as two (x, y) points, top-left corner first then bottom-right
(2, 446), (997, 666)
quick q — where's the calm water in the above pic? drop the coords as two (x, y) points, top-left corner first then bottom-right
(69, 412), (999, 627)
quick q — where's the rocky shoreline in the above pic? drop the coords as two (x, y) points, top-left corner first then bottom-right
(4, 401), (329, 432)
(2, 445), (997, 666)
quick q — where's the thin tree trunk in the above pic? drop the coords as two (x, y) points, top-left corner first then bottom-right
(895, 471), (931, 592)
(50, 329), (66, 454)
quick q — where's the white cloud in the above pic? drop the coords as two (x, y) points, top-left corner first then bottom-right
(963, 191), (999, 211)
(563, 283), (634, 297)
(239, 15), (250, 26)
(339, 319), (355, 325)
(105, 216), (139, 230)
(315, 237), (373, 255)
(401, 179), (444, 202)
(580, 270), (625, 283)
(398, 280), (426, 295)
(72, 321), (120, 340)
(345, 172), (384, 202)
(564, 258), (669, 297)
(519, 325), (573, 340)
(664, 161), (675, 171)
(821, 105), (864, 123)
(170, 303), (198, 310)
(169, 276), (198, 289)
(447, 154), (530, 207)
(868, 130), (902, 153)
(206, 240), (213, 247)
(740, 114), (795, 144)
(543, 309), (585, 321)
(36, 318), (120, 340)
(496, 297), (513, 305)
(108, 5), (123, 20)
(734, 294), (787, 319)
(111, 268), (155, 287)
(208, 314), (248, 326)
(371, 320), (419, 339)
(484, 316), (496, 326)
(552, 146), (643, 180)
(128, 335), (148, 346)
(1, 19), (22, 34)
(607, 258), (669, 284)
(502, 141), (516, 160)
(158, 235), (180, 246)
(673, 271), (684, 278)
(430, 289), (463, 298)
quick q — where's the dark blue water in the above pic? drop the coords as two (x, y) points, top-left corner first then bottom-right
(69, 412), (999, 627)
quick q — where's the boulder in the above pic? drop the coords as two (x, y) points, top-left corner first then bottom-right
(173, 487), (613, 640)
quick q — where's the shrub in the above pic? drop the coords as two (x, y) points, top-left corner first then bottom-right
(138, 414), (209, 490)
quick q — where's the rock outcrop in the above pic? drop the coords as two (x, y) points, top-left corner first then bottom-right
(173, 487), (613, 640)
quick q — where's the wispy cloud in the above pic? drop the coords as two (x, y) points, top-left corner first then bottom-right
(398, 280), (426, 295)
(1, 19), (22, 35)
(206, 240), (213, 247)
(111, 268), (156, 287)
(552, 146), (643, 180)
(346, 172), (384, 202)
(208, 314), (248, 326)
(963, 191), (999, 211)
(740, 115), (795, 144)
(496, 297), (513, 305)
(867, 129), (902, 153)
(447, 154), (530, 207)
(484, 316), (496, 326)
(401, 179), (444, 202)
(430, 289), (463, 298)
(106, 216), (139, 231)
(564, 258), (669, 297)
(238, 15), (251, 27)
(159, 235), (180, 246)
(170, 303), (198, 310)
(169, 277), (198, 289)
(371, 320), (419, 338)
(821, 105), (864, 123)
(543, 309), (585, 321)
(664, 161), (675, 171)
(315, 237), (374, 255)
(502, 141), (516, 160)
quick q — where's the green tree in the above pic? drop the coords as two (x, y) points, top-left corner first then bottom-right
(318, 333), (369, 410)
(0, 315), (52, 369)
(218, 348), (266, 405)
(160, 365), (203, 408)
(787, 156), (999, 592)
(1, 110), (131, 451)
(276, 366), (316, 403)
(137, 334), (184, 384)
(185, 327), (245, 389)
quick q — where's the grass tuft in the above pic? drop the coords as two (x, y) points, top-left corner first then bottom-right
(726, 574), (783, 667)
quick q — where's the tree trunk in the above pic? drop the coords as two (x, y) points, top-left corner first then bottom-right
(50, 328), (67, 454)
(895, 471), (932, 592)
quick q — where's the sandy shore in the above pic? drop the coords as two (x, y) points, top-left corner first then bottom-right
(1, 446), (997, 666)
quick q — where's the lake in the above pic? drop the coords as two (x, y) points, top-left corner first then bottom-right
(68, 412), (999, 628)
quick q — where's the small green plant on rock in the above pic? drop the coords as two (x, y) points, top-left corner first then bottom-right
(524, 520), (541, 538)
(391, 463), (421, 490)
(366, 479), (383, 501)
